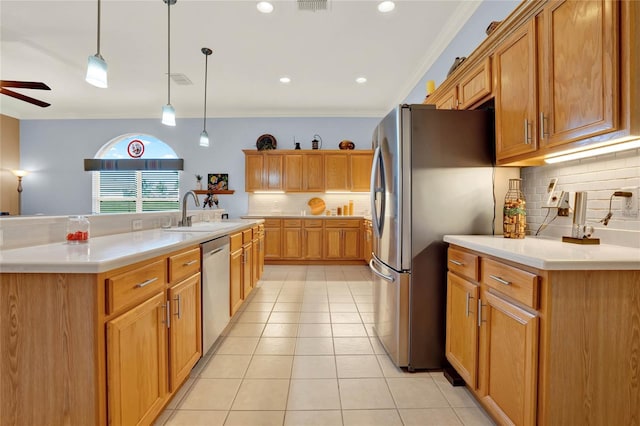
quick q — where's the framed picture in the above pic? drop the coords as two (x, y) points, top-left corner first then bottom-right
(207, 173), (229, 190)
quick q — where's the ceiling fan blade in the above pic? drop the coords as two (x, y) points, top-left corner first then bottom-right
(0, 88), (51, 107)
(0, 80), (51, 90)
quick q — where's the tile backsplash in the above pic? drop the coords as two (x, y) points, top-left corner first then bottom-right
(248, 193), (371, 216)
(521, 148), (640, 248)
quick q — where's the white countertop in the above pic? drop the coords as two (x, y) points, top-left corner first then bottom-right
(242, 214), (366, 219)
(0, 220), (260, 274)
(444, 235), (640, 270)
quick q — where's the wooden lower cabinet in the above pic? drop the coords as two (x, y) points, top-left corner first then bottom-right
(168, 273), (202, 392)
(446, 245), (640, 425)
(230, 234), (244, 317)
(258, 225), (265, 278)
(107, 292), (168, 426)
(324, 228), (360, 260)
(282, 220), (303, 259)
(304, 228), (324, 259)
(363, 220), (372, 263)
(263, 219), (282, 259)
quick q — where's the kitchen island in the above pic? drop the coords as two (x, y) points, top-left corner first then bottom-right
(0, 219), (262, 426)
(443, 235), (640, 425)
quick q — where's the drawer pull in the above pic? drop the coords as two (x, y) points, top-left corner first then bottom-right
(449, 259), (464, 266)
(135, 277), (158, 288)
(182, 259), (198, 266)
(489, 275), (511, 286)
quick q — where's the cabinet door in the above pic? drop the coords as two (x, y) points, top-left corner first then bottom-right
(230, 248), (243, 316)
(265, 155), (283, 190)
(445, 273), (479, 388)
(495, 21), (538, 161)
(342, 228), (361, 259)
(107, 292), (168, 426)
(168, 274), (202, 392)
(540, 0), (618, 147)
(435, 87), (458, 110)
(252, 234), (260, 286)
(264, 226), (282, 259)
(350, 153), (373, 192)
(243, 243), (253, 299)
(305, 153), (324, 191)
(363, 224), (372, 263)
(284, 154), (303, 192)
(304, 228), (324, 260)
(458, 57), (492, 110)
(282, 227), (303, 259)
(245, 154), (264, 191)
(480, 291), (538, 426)
(324, 154), (349, 191)
(324, 228), (343, 259)
(258, 231), (265, 278)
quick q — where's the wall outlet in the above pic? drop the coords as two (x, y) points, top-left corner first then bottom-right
(622, 187), (639, 217)
(542, 177), (561, 208)
(132, 219), (143, 231)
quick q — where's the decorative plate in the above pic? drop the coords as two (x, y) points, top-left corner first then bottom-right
(256, 134), (277, 151)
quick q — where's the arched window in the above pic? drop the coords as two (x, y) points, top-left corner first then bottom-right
(91, 133), (180, 213)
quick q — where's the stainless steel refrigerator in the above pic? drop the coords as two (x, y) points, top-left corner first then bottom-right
(369, 104), (496, 371)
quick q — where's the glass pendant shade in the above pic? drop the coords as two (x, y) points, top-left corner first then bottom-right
(86, 54), (108, 88)
(199, 130), (210, 147)
(162, 104), (176, 126)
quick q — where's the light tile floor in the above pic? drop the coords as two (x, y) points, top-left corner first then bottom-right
(155, 265), (496, 426)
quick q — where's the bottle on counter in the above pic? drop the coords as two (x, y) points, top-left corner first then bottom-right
(66, 215), (90, 243)
(503, 178), (526, 238)
(348, 200), (354, 216)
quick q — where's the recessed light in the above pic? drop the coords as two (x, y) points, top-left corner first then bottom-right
(356, 77), (367, 84)
(279, 76), (291, 84)
(378, 1), (395, 13)
(257, 2), (274, 13)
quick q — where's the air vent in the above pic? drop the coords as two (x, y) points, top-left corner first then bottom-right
(170, 73), (193, 85)
(297, 0), (327, 11)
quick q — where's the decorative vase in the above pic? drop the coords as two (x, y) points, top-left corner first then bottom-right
(503, 178), (526, 238)
(196, 181), (202, 190)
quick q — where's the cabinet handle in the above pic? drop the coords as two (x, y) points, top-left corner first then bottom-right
(489, 274), (511, 286)
(135, 277), (158, 288)
(161, 303), (171, 328)
(524, 119), (532, 144)
(465, 292), (471, 317)
(183, 259), (198, 266)
(174, 294), (181, 319)
(449, 259), (464, 266)
(539, 112), (549, 139)
(477, 299), (486, 327)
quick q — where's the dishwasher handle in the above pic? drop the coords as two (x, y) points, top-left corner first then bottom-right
(204, 247), (225, 257)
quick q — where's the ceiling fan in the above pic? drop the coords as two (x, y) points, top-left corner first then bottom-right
(0, 80), (51, 108)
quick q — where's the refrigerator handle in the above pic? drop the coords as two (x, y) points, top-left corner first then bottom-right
(369, 258), (395, 282)
(370, 146), (386, 238)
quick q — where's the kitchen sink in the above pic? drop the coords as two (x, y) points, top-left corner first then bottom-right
(164, 222), (240, 232)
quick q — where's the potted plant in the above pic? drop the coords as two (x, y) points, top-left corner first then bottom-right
(195, 174), (203, 190)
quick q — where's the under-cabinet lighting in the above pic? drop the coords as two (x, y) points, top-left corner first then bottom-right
(544, 137), (640, 164)
(254, 191), (285, 194)
(325, 191), (369, 194)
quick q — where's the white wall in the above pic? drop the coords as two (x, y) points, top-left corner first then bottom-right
(19, 116), (378, 217)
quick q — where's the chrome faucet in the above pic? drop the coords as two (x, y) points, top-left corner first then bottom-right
(179, 190), (200, 227)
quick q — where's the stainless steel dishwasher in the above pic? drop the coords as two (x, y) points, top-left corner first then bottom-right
(200, 235), (230, 355)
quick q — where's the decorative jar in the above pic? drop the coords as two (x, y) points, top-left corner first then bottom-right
(503, 179), (526, 238)
(66, 215), (90, 243)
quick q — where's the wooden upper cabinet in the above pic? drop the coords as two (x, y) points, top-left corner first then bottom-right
(458, 57), (492, 110)
(539, 0), (618, 148)
(245, 153), (264, 192)
(284, 153), (324, 192)
(495, 20), (538, 161)
(324, 153), (349, 191)
(264, 154), (283, 190)
(349, 152), (373, 192)
(433, 87), (458, 110)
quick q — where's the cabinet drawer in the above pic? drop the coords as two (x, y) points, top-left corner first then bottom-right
(263, 219), (281, 227)
(168, 248), (200, 283)
(242, 229), (253, 244)
(448, 247), (479, 281)
(283, 219), (302, 227)
(230, 233), (243, 251)
(107, 259), (167, 314)
(325, 219), (360, 228)
(481, 258), (539, 309)
(303, 219), (323, 228)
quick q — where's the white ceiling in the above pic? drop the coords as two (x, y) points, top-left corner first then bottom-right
(0, 0), (481, 120)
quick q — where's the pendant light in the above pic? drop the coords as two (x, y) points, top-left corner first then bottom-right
(199, 47), (213, 147)
(85, 0), (108, 88)
(161, 0), (177, 126)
